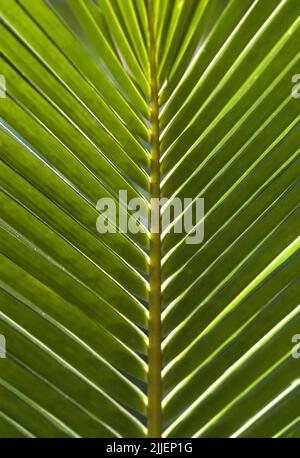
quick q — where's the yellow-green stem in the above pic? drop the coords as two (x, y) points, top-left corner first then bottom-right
(147, 0), (162, 438)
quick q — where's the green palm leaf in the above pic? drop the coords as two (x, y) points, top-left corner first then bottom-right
(0, 0), (299, 438)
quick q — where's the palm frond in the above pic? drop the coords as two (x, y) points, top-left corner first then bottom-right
(0, 0), (299, 438)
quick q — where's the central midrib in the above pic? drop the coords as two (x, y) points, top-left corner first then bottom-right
(147, 0), (162, 439)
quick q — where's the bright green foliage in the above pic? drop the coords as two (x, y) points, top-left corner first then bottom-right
(0, 0), (299, 438)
